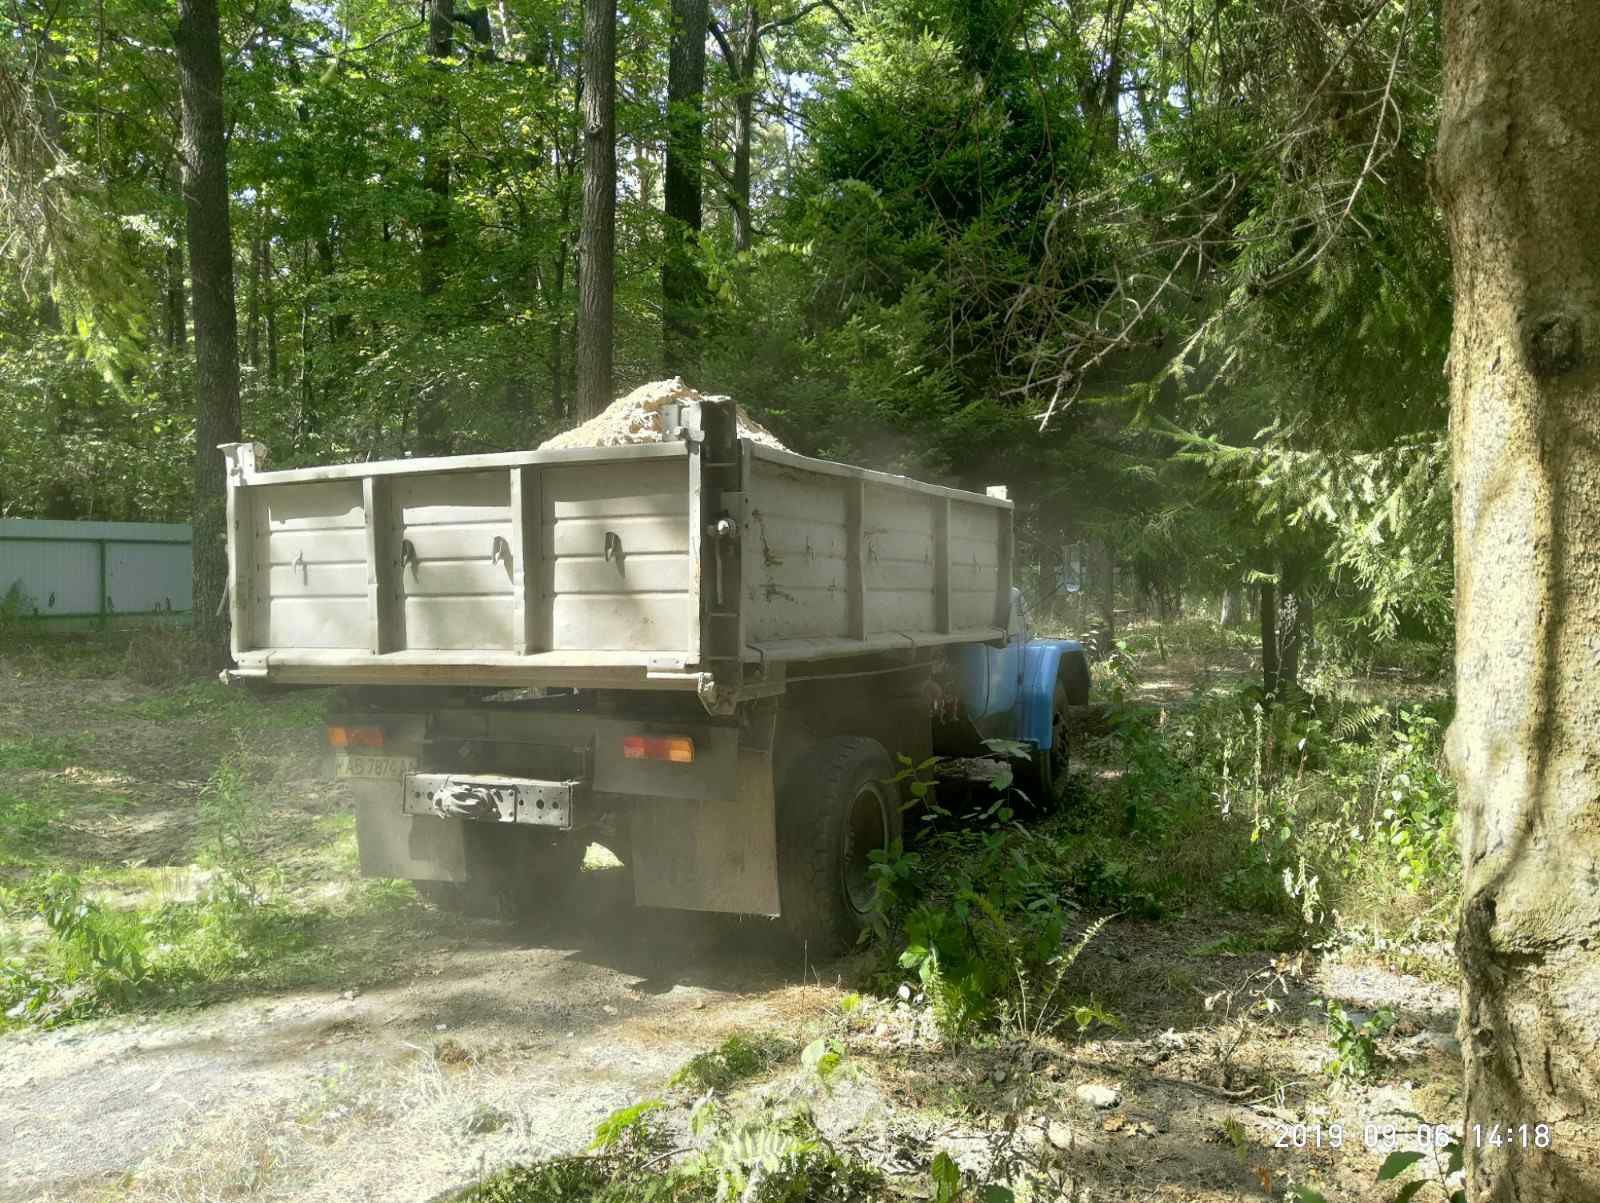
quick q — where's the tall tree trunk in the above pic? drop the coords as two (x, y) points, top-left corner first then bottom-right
(575, 0), (615, 421)
(165, 238), (187, 350)
(1258, 579), (1278, 699)
(1095, 540), (1115, 656)
(662, 0), (708, 376)
(1277, 589), (1300, 695)
(1437, 3), (1600, 1197)
(265, 233), (279, 385)
(317, 230), (349, 342)
(1094, 0), (1132, 146)
(176, 0), (241, 666)
(730, 6), (757, 253)
(245, 232), (261, 369)
(416, 0), (455, 453)
(1219, 585), (1244, 627)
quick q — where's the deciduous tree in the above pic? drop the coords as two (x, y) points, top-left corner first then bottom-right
(175, 0), (241, 664)
(663, 0), (709, 376)
(576, 0), (615, 420)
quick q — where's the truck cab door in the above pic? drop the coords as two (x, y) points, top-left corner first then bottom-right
(985, 587), (1027, 718)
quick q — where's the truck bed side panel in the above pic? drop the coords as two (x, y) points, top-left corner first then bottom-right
(253, 480), (369, 649)
(543, 457), (692, 653)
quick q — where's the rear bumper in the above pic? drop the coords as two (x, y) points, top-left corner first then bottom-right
(401, 772), (579, 830)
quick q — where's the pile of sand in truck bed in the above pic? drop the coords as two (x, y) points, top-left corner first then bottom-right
(537, 378), (789, 452)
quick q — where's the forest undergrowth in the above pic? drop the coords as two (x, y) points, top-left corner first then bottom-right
(452, 615), (1463, 1203)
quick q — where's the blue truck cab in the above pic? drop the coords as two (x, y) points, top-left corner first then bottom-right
(944, 587), (1092, 800)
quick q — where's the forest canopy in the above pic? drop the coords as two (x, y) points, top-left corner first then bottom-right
(1, 0), (1451, 650)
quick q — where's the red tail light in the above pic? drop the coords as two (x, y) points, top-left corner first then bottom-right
(328, 725), (384, 749)
(622, 735), (694, 763)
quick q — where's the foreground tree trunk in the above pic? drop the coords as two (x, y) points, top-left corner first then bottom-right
(1437, 3), (1600, 1197)
(176, 0), (241, 666)
(662, 0), (708, 376)
(575, 0), (615, 421)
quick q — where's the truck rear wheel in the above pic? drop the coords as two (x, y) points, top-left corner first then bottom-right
(777, 736), (903, 954)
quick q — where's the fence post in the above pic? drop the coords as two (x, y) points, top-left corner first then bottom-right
(97, 540), (107, 627)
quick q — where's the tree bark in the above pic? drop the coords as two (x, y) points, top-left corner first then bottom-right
(1277, 588), (1300, 696)
(165, 238), (187, 350)
(1219, 585), (1244, 627)
(245, 232), (261, 369)
(176, 0), (241, 666)
(1095, 540), (1115, 656)
(415, 0), (456, 454)
(662, 0), (708, 376)
(265, 232), (279, 385)
(1258, 579), (1278, 699)
(575, 0), (615, 421)
(731, 3), (757, 253)
(1436, 3), (1600, 1196)
(1093, 0), (1132, 147)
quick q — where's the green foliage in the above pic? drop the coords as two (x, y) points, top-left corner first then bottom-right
(0, 862), (322, 1029)
(0, 734), (86, 771)
(1318, 998), (1396, 1087)
(590, 1099), (667, 1154)
(0, 790), (61, 862)
(672, 1033), (798, 1094)
(1374, 1137), (1467, 1203)
(798, 1036), (845, 1087)
(1098, 670), (1459, 937)
(2, 0), (1455, 692)
(1, 872), (147, 1024)
(454, 1158), (619, 1203)
(0, 745), (322, 1030)
(198, 739), (274, 903)
(866, 809), (1112, 1040)
(464, 1056), (885, 1203)
(0, 581), (37, 630)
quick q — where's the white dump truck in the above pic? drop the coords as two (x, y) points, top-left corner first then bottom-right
(221, 399), (1087, 948)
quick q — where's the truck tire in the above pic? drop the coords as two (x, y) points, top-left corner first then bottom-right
(416, 825), (585, 919)
(1020, 675), (1071, 811)
(777, 736), (903, 954)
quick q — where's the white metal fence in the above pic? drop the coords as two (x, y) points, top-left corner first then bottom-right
(0, 519), (192, 624)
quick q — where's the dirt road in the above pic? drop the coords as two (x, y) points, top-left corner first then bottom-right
(1, 874), (827, 1203)
(0, 652), (828, 1202)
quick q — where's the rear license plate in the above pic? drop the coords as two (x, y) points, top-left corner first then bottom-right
(335, 753), (417, 780)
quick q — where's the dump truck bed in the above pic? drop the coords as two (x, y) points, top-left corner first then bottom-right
(222, 405), (1013, 701)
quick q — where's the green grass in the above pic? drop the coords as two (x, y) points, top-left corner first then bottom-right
(0, 735), (90, 771)
(0, 790), (64, 863)
(109, 681), (328, 729)
(0, 867), (437, 1030)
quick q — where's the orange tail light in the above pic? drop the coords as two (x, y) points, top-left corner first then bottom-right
(622, 735), (694, 763)
(328, 725), (385, 749)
